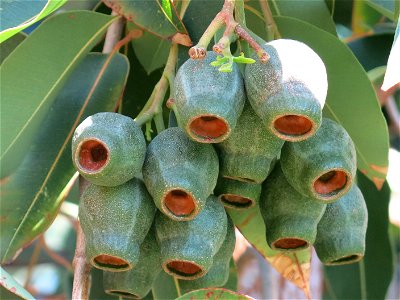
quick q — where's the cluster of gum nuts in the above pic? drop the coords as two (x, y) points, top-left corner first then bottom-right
(72, 39), (368, 299)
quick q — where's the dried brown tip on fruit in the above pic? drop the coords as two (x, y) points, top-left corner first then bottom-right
(78, 139), (109, 171)
(221, 194), (253, 208)
(331, 254), (362, 265)
(167, 261), (202, 276)
(274, 238), (308, 250)
(93, 254), (129, 270)
(189, 115), (229, 140)
(189, 47), (207, 59)
(107, 291), (139, 299)
(274, 115), (313, 136)
(314, 170), (347, 196)
(164, 190), (196, 217)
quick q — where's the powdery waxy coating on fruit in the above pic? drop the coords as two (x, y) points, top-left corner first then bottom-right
(142, 127), (219, 221)
(174, 51), (245, 143)
(155, 195), (227, 280)
(280, 118), (357, 203)
(79, 178), (156, 272)
(103, 227), (162, 299)
(244, 39), (328, 142)
(216, 102), (284, 183)
(314, 184), (368, 266)
(72, 112), (146, 187)
(260, 163), (326, 251)
(180, 216), (236, 292)
(215, 176), (262, 209)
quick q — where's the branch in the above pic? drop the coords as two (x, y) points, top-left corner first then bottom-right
(258, 0), (281, 40)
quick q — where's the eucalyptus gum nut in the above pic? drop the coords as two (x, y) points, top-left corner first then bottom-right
(180, 216), (236, 291)
(174, 51), (245, 143)
(103, 227), (161, 299)
(215, 176), (261, 209)
(155, 195), (227, 280)
(72, 112), (146, 187)
(216, 102), (284, 183)
(142, 127), (219, 221)
(314, 184), (368, 266)
(79, 178), (156, 272)
(260, 163), (326, 251)
(244, 39), (327, 142)
(280, 118), (357, 203)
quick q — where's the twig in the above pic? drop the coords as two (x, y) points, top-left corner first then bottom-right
(24, 238), (43, 288)
(102, 12), (126, 54)
(386, 95), (400, 135)
(258, 0), (281, 40)
(40, 235), (73, 273)
(174, 276), (182, 297)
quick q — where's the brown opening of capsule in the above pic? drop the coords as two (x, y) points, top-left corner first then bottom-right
(189, 115), (228, 139)
(274, 238), (308, 250)
(107, 291), (139, 299)
(274, 115), (313, 136)
(332, 255), (360, 264)
(164, 190), (196, 217)
(79, 140), (108, 171)
(167, 261), (202, 276)
(221, 194), (253, 208)
(314, 170), (347, 196)
(94, 254), (129, 270)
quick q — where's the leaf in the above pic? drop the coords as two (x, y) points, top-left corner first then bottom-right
(0, 267), (34, 300)
(0, 53), (129, 263)
(103, 0), (191, 46)
(352, 1), (383, 34)
(323, 172), (393, 299)
(127, 23), (170, 75)
(152, 270), (179, 299)
(0, 0), (67, 43)
(365, 0), (396, 21)
(0, 11), (116, 179)
(382, 21), (400, 91)
(222, 259), (238, 292)
(228, 207), (311, 295)
(368, 66), (387, 86)
(177, 288), (253, 300)
(0, 32), (26, 64)
(275, 16), (389, 189)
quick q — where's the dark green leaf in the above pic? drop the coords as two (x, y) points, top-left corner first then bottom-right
(276, 16), (389, 189)
(103, 0), (191, 46)
(0, 11), (116, 178)
(0, 53), (129, 263)
(152, 270), (179, 300)
(177, 288), (252, 300)
(323, 172), (393, 299)
(0, 32), (26, 64)
(0, 267), (34, 300)
(222, 259), (238, 292)
(0, 0), (67, 43)
(365, 0), (396, 20)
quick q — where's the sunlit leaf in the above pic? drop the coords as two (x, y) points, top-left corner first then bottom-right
(382, 22), (400, 91)
(0, 267), (34, 300)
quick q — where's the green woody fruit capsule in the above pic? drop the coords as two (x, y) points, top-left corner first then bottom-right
(280, 118), (356, 203)
(245, 39), (327, 142)
(103, 227), (161, 299)
(72, 112), (146, 187)
(79, 178), (156, 272)
(215, 176), (261, 209)
(142, 127), (219, 221)
(155, 195), (227, 280)
(174, 51), (245, 143)
(216, 102), (284, 183)
(315, 184), (368, 265)
(260, 163), (326, 251)
(180, 216), (236, 292)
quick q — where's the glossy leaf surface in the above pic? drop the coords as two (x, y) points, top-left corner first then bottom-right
(0, 53), (129, 263)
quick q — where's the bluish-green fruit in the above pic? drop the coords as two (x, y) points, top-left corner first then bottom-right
(155, 195), (227, 280)
(72, 112), (146, 186)
(180, 216), (236, 291)
(103, 227), (161, 299)
(215, 176), (261, 209)
(216, 102), (284, 183)
(315, 184), (368, 265)
(174, 51), (245, 143)
(245, 39), (327, 142)
(79, 178), (156, 272)
(260, 163), (326, 251)
(142, 127), (219, 221)
(280, 118), (357, 203)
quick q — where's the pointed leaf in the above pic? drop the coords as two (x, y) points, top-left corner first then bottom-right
(103, 0), (191, 46)
(323, 172), (393, 299)
(0, 53), (129, 263)
(275, 16), (389, 189)
(382, 22), (400, 91)
(0, 267), (34, 300)
(0, 0), (67, 43)
(0, 11), (116, 179)
(0, 32), (26, 64)
(365, 0), (396, 21)
(177, 288), (253, 300)
(228, 207), (311, 295)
